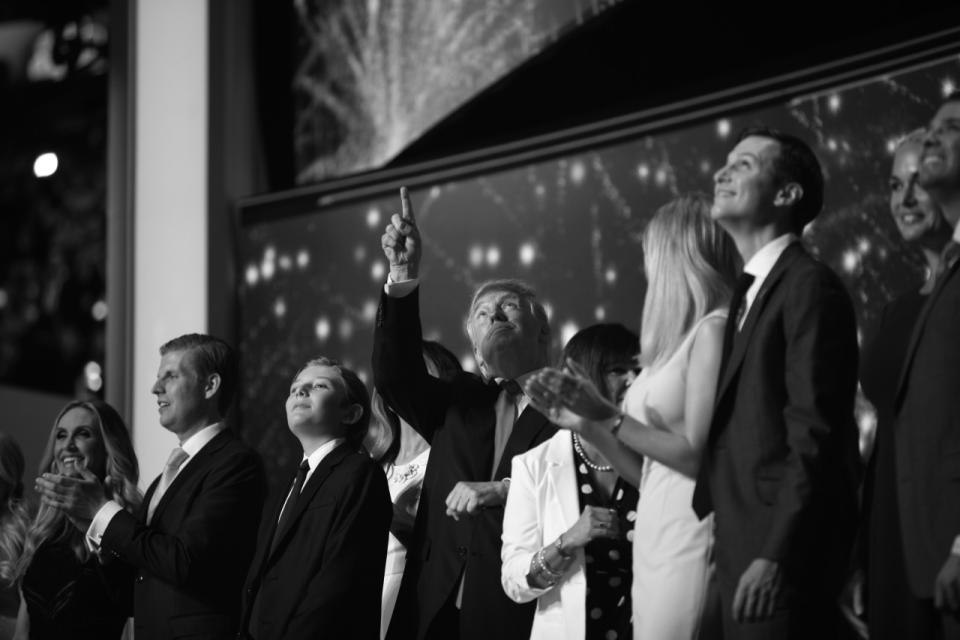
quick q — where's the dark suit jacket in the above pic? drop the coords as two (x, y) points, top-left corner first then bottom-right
(694, 243), (861, 595)
(101, 428), (266, 640)
(894, 256), (960, 597)
(373, 288), (557, 640)
(240, 441), (392, 640)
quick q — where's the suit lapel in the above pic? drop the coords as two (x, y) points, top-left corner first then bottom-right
(150, 429), (233, 524)
(494, 404), (553, 480)
(544, 433), (580, 530)
(715, 243), (803, 405)
(265, 441), (353, 562)
(894, 258), (960, 408)
(139, 476), (161, 523)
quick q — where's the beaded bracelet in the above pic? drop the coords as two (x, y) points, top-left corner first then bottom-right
(534, 548), (563, 584)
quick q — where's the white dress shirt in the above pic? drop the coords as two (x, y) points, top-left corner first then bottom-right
(86, 422), (226, 548)
(738, 233), (799, 330)
(276, 437), (345, 522)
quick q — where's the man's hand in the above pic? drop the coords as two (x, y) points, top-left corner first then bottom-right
(34, 466), (108, 531)
(934, 553), (960, 612)
(444, 481), (507, 521)
(733, 558), (782, 623)
(381, 186), (421, 282)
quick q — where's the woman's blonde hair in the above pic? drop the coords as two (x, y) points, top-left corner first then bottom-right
(16, 400), (141, 579)
(640, 194), (740, 368)
(0, 433), (28, 586)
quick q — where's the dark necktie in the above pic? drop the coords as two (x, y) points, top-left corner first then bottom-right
(719, 273), (756, 380)
(272, 460), (310, 550)
(491, 379), (522, 479)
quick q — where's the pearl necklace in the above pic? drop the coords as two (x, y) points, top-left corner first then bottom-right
(573, 433), (613, 472)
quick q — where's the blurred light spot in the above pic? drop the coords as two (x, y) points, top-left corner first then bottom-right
(460, 352), (478, 373)
(315, 317), (331, 342)
(543, 302), (554, 321)
(654, 167), (668, 186)
(366, 207), (381, 228)
(857, 237), (871, 253)
(570, 160), (586, 184)
(485, 245), (501, 268)
(595, 306), (606, 321)
(354, 245), (367, 262)
(605, 267), (617, 284)
(273, 298), (286, 318)
(362, 299), (378, 322)
(357, 370), (369, 385)
(636, 163), (650, 180)
(0, 289), (7, 309)
(339, 318), (354, 340)
(717, 119), (731, 138)
(261, 245), (276, 281)
(886, 138), (898, 154)
(943, 77), (956, 98)
(469, 245), (484, 267)
(371, 260), (386, 280)
(842, 249), (859, 273)
(826, 138), (838, 152)
(278, 254), (292, 271)
(33, 152), (58, 178)
(827, 93), (841, 113)
(91, 300), (108, 321)
(535, 184), (546, 197)
(699, 159), (711, 174)
(296, 249), (310, 269)
(560, 321), (579, 346)
(84, 361), (102, 392)
(519, 242), (535, 266)
(429, 186), (441, 198)
(245, 264), (259, 285)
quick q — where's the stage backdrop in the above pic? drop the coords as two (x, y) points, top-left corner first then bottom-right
(240, 52), (960, 489)
(292, 0), (624, 181)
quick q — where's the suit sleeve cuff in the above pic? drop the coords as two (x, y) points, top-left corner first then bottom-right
(86, 500), (124, 552)
(384, 275), (419, 297)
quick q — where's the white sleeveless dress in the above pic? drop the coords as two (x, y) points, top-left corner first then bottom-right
(625, 310), (725, 640)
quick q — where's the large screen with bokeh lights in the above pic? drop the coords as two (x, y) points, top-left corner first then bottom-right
(238, 51), (960, 489)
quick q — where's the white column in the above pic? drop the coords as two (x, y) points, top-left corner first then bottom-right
(132, 0), (208, 485)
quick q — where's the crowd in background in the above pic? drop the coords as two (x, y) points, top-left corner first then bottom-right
(0, 92), (958, 640)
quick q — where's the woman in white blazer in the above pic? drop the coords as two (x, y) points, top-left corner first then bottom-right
(501, 324), (641, 640)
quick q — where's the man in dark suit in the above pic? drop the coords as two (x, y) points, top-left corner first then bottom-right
(240, 357), (392, 640)
(36, 333), (266, 640)
(892, 92), (960, 638)
(376, 188), (557, 640)
(691, 128), (861, 638)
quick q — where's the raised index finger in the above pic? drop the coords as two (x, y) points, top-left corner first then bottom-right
(400, 186), (415, 222)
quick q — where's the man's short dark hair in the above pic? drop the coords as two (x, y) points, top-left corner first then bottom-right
(737, 126), (824, 232)
(160, 334), (238, 417)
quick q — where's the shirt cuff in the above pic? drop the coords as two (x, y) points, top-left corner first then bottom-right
(85, 500), (124, 552)
(384, 274), (418, 298)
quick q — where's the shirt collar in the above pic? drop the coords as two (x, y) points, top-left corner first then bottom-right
(743, 233), (798, 282)
(302, 437), (346, 472)
(179, 422), (225, 459)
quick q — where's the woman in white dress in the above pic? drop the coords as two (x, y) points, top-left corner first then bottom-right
(526, 194), (739, 639)
(365, 341), (462, 640)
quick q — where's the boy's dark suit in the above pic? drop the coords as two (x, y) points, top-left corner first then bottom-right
(374, 288), (557, 640)
(240, 441), (392, 640)
(693, 242), (861, 638)
(101, 428), (266, 640)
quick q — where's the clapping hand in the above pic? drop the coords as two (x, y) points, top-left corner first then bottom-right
(34, 464), (107, 531)
(525, 359), (620, 431)
(381, 186), (421, 282)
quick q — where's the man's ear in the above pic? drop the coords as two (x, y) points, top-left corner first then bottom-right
(203, 373), (222, 400)
(342, 403), (364, 426)
(774, 182), (803, 209)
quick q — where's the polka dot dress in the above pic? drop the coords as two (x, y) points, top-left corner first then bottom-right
(573, 446), (638, 640)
